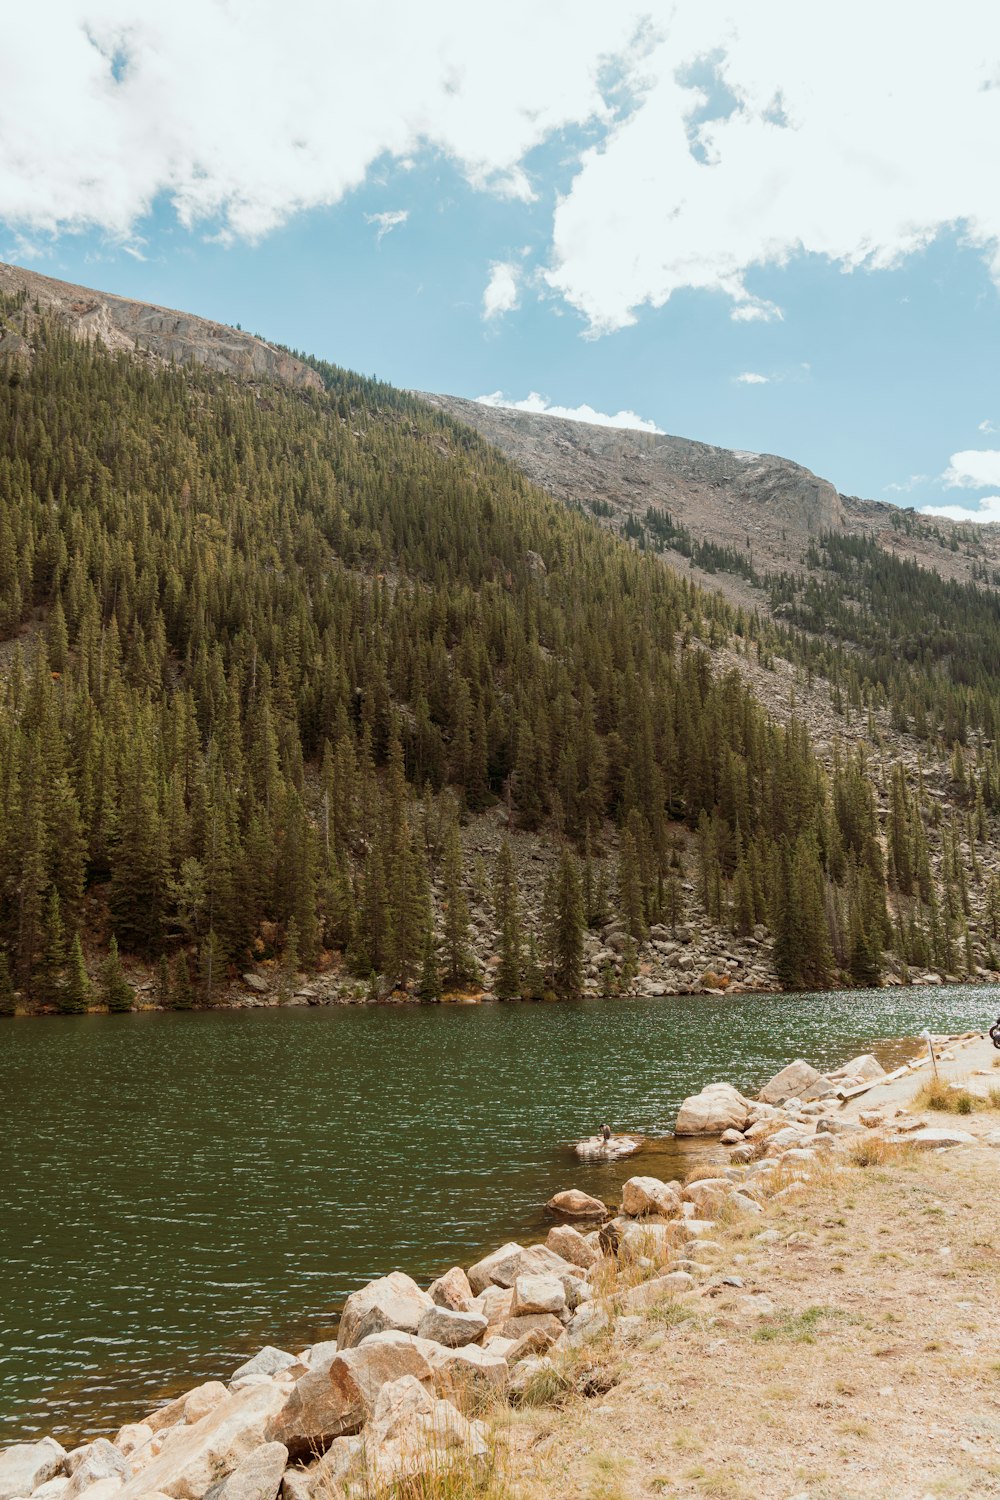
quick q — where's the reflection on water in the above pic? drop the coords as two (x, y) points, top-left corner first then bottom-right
(0, 985), (992, 1443)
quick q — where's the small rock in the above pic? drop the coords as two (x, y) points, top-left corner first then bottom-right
(427, 1266), (475, 1312)
(416, 1305), (488, 1348)
(545, 1189), (607, 1219)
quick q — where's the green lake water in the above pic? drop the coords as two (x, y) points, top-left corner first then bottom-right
(1, 986), (995, 1443)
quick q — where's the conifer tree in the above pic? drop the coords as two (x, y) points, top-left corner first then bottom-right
(40, 887), (66, 1008)
(63, 934), (92, 1015)
(417, 928), (441, 1003)
(550, 848), (584, 999)
(157, 954), (172, 1010)
(441, 821), (474, 988)
(102, 936), (135, 1013)
(172, 954), (195, 1011)
(493, 840), (522, 1000)
(0, 951), (16, 1016)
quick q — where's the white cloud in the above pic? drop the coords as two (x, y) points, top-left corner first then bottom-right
(365, 209), (408, 242)
(482, 261), (521, 319)
(942, 450), (1000, 489)
(920, 496), (1000, 525)
(0, 2), (637, 241)
(735, 371), (769, 384)
(979, 418), (999, 435)
(884, 473), (929, 494)
(476, 390), (663, 432)
(6, 3), (1000, 342)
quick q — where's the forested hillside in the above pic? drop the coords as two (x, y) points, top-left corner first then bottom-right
(0, 285), (994, 1012)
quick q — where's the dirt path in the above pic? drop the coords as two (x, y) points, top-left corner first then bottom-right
(506, 1039), (1000, 1500)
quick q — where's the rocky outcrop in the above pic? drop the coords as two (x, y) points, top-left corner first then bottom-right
(758, 1059), (828, 1104)
(0, 263), (323, 394)
(336, 1271), (432, 1349)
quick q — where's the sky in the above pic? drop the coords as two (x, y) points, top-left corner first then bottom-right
(2, 3), (1000, 520)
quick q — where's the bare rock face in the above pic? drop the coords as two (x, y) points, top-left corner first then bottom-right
(0, 262), (324, 393)
(545, 1224), (599, 1269)
(145, 1382), (230, 1433)
(416, 1304), (488, 1347)
(675, 1082), (753, 1136)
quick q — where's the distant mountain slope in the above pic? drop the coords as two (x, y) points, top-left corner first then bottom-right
(0, 261), (322, 391)
(422, 393), (1000, 605)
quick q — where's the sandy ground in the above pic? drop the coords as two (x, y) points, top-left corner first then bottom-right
(505, 1036), (1000, 1500)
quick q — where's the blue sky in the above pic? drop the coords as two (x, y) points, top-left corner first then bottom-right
(3, 3), (1000, 518)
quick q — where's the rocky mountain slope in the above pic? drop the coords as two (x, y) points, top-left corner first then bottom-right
(0, 261), (323, 391)
(422, 393), (1000, 607)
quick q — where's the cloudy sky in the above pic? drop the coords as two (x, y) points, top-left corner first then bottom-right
(3, 2), (1000, 518)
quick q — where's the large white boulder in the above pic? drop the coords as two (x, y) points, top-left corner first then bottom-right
(65, 1442), (126, 1499)
(204, 1442), (287, 1500)
(364, 1376), (487, 1490)
(675, 1083), (752, 1136)
(336, 1272), (433, 1349)
(416, 1305), (488, 1348)
(545, 1189), (607, 1219)
(830, 1053), (885, 1083)
(621, 1176), (681, 1219)
(0, 1441), (67, 1500)
(145, 1383), (230, 1434)
(427, 1267), (475, 1313)
(266, 1332), (435, 1459)
(118, 1383), (286, 1500)
(758, 1060), (826, 1105)
(510, 1274), (567, 1319)
(545, 1224), (599, 1269)
(229, 1348), (299, 1390)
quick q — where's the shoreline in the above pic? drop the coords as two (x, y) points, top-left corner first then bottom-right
(8, 972), (1000, 1021)
(2, 1028), (993, 1499)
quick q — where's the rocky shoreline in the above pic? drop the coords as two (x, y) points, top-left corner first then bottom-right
(0, 1031), (987, 1500)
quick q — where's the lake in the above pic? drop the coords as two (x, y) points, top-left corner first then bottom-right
(1, 985), (995, 1444)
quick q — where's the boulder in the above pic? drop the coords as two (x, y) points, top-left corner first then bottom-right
(32, 1480), (69, 1500)
(830, 1053), (885, 1083)
(545, 1224), (598, 1269)
(675, 1083), (752, 1137)
(681, 1178), (731, 1216)
(510, 1274), (567, 1318)
(466, 1241), (569, 1295)
(65, 1442), (126, 1499)
(905, 1127), (976, 1150)
(622, 1272), (696, 1309)
(112, 1428), (154, 1463)
(336, 1272), (433, 1349)
(499, 1312), (566, 1343)
(279, 1441), (361, 1500)
(758, 1060), (825, 1105)
(427, 1267), (475, 1313)
(145, 1383), (230, 1434)
(621, 1176), (681, 1219)
(266, 1332), (435, 1459)
(364, 1378), (487, 1490)
(0, 1441), (67, 1500)
(545, 1189), (607, 1218)
(507, 1356), (558, 1402)
(204, 1444), (287, 1500)
(416, 1305), (488, 1348)
(118, 1383), (286, 1500)
(425, 1343), (509, 1395)
(229, 1349), (298, 1390)
(69, 1481), (120, 1500)
(471, 1285), (514, 1326)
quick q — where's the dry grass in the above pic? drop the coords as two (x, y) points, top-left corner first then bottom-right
(506, 1135), (1000, 1499)
(912, 1077), (1000, 1114)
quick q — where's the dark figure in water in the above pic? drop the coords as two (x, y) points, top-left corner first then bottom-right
(600, 1122), (612, 1142)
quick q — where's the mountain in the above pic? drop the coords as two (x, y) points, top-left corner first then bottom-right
(422, 393), (1000, 609)
(0, 260), (997, 1015)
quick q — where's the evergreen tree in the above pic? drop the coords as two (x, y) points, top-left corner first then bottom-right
(441, 821), (474, 989)
(493, 840), (522, 1000)
(172, 954), (195, 1011)
(62, 934), (92, 1015)
(0, 951), (16, 1016)
(102, 936), (135, 1013)
(417, 928), (441, 1003)
(550, 848), (584, 999)
(156, 953), (172, 1010)
(39, 887), (66, 1008)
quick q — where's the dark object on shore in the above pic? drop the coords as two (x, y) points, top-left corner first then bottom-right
(600, 1122), (612, 1142)
(990, 1018), (1000, 1049)
(598, 1221), (622, 1259)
